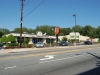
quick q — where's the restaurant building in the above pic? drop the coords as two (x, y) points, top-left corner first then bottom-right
(5, 31), (99, 44)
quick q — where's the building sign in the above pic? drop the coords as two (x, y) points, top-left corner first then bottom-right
(70, 32), (80, 39)
(54, 26), (60, 35)
(37, 31), (43, 36)
(70, 35), (74, 38)
(76, 36), (79, 38)
(70, 36), (79, 39)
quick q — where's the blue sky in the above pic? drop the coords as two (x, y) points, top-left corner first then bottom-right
(0, 0), (100, 31)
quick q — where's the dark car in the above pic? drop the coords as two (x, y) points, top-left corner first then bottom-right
(59, 41), (68, 46)
(84, 41), (92, 45)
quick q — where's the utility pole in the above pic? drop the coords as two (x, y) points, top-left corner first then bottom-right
(20, 0), (25, 48)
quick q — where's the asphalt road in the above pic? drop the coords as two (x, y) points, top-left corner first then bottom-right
(0, 45), (100, 75)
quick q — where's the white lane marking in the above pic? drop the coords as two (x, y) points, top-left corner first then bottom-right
(39, 55), (83, 63)
(40, 55), (55, 60)
(5, 66), (17, 69)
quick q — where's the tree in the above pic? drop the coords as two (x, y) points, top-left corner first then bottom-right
(83, 25), (94, 38)
(0, 28), (10, 37)
(0, 31), (4, 37)
(6, 34), (16, 43)
(62, 37), (67, 41)
(22, 27), (29, 33)
(28, 28), (34, 34)
(12, 28), (20, 33)
(35, 25), (54, 35)
(72, 25), (82, 34)
(96, 26), (100, 39)
(59, 28), (72, 36)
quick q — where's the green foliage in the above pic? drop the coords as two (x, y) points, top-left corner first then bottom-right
(68, 39), (71, 43)
(35, 25), (55, 35)
(58, 38), (60, 42)
(6, 34), (16, 43)
(62, 37), (67, 41)
(22, 42), (28, 47)
(6, 43), (19, 46)
(0, 28), (10, 37)
(0, 36), (7, 43)
(72, 25), (82, 33)
(11, 28), (20, 33)
(83, 25), (96, 38)
(59, 28), (72, 36)
(0, 24), (100, 40)
(24, 37), (29, 44)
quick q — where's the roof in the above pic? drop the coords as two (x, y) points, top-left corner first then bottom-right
(5, 33), (56, 39)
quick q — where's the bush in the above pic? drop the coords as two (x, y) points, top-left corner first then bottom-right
(22, 42), (28, 47)
(5, 43), (19, 46)
(62, 37), (67, 41)
(0, 36), (7, 43)
(6, 34), (16, 43)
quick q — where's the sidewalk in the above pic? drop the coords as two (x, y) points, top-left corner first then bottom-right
(0, 46), (79, 54)
(0, 44), (99, 54)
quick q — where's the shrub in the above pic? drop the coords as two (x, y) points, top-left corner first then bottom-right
(6, 34), (16, 43)
(0, 36), (7, 43)
(5, 43), (19, 46)
(24, 37), (29, 44)
(62, 37), (67, 41)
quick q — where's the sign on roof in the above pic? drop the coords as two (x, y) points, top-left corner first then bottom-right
(37, 31), (43, 36)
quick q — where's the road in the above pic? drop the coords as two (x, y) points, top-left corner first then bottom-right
(0, 45), (100, 75)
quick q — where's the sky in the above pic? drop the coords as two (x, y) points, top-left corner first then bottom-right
(0, 0), (100, 31)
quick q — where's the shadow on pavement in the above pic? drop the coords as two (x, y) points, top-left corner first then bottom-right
(77, 52), (100, 75)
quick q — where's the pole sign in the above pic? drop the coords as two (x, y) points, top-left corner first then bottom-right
(54, 26), (60, 44)
(54, 26), (60, 35)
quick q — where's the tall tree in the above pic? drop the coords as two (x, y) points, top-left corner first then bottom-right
(35, 25), (54, 35)
(12, 28), (20, 33)
(83, 25), (94, 38)
(0, 28), (10, 37)
(96, 26), (100, 38)
(72, 25), (82, 34)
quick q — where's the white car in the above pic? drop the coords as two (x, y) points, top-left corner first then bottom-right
(35, 42), (44, 48)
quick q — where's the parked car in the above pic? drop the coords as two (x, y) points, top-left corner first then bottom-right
(59, 41), (68, 46)
(35, 42), (44, 48)
(84, 41), (92, 45)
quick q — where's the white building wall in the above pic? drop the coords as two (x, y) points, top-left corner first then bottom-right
(79, 35), (89, 42)
(92, 38), (99, 42)
(29, 38), (33, 44)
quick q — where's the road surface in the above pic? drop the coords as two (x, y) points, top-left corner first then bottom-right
(0, 45), (100, 75)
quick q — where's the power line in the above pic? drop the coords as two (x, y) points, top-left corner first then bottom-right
(0, 0), (31, 19)
(24, 0), (31, 7)
(24, 0), (45, 17)
(0, 10), (19, 18)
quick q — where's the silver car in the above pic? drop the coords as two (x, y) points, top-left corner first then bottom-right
(35, 42), (44, 48)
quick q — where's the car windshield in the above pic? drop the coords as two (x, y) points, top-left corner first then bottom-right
(61, 41), (66, 43)
(37, 42), (43, 44)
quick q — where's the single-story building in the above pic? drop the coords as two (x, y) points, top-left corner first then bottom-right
(4, 31), (99, 44)
(5, 31), (56, 44)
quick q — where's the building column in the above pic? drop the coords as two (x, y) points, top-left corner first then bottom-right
(43, 38), (46, 44)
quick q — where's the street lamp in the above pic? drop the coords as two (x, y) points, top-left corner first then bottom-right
(73, 14), (76, 46)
